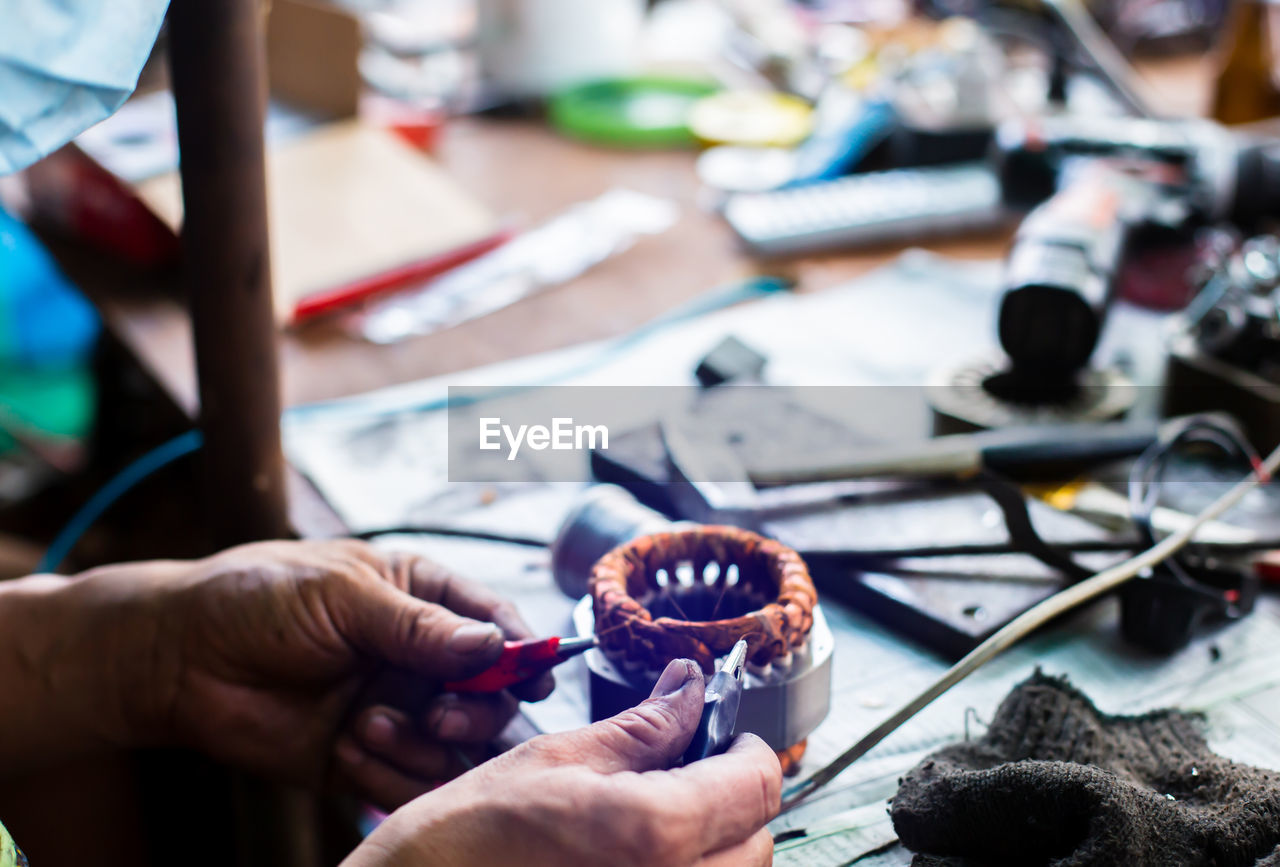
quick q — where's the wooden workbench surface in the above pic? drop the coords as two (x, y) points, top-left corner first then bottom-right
(90, 53), (1208, 414)
(71, 52), (1212, 544)
(94, 118), (1005, 413)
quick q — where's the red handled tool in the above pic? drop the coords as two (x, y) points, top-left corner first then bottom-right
(1256, 551), (1280, 585)
(443, 635), (598, 693)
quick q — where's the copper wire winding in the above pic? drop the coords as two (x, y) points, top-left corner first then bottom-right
(589, 526), (817, 673)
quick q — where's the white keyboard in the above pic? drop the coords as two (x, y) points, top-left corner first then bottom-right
(723, 162), (1011, 256)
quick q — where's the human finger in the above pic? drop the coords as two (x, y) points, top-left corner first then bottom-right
(323, 543), (532, 642)
(556, 659), (703, 774)
(697, 827), (774, 867)
(425, 691), (521, 744)
(398, 555), (555, 701)
(353, 706), (472, 781)
(509, 670), (556, 703)
(647, 733), (782, 856)
(334, 575), (506, 681)
(400, 556), (537, 641)
(332, 735), (437, 812)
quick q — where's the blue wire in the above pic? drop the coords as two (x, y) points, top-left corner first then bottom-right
(287, 275), (793, 421)
(38, 430), (205, 574)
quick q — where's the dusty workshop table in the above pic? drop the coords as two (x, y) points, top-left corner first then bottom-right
(42, 43), (1234, 867)
(84, 54), (1211, 535)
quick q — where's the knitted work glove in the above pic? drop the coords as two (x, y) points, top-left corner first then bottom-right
(890, 671), (1280, 866)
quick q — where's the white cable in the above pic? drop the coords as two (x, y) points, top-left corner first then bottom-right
(782, 441), (1280, 811)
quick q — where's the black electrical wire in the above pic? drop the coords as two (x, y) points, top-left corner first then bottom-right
(808, 536), (1280, 563)
(353, 525), (549, 548)
(354, 527), (1280, 560)
(1127, 414), (1266, 586)
(356, 418), (1278, 564)
(782, 437), (1280, 811)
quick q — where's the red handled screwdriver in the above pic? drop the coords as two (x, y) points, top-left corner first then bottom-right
(443, 635), (598, 693)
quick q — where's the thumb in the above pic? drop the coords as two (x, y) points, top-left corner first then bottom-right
(336, 576), (506, 680)
(564, 658), (705, 774)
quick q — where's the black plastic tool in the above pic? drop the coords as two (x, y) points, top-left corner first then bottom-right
(695, 335), (768, 387)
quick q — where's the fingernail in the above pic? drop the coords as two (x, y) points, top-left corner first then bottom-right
(336, 739), (364, 767)
(363, 713), (395, 748)
(431, 707), (471, 740)
(448, 622), (501, 654)
(651, 658), (696, 698)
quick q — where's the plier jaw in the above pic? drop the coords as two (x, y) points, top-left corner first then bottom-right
(682, 638), (749, 764)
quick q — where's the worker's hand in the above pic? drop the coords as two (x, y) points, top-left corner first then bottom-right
(132, 539), (552, 808)
(343, 658), (782, 867)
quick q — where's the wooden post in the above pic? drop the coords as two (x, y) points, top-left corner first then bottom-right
(166, 3), (314, 867)
(169, 0), (291, 547)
